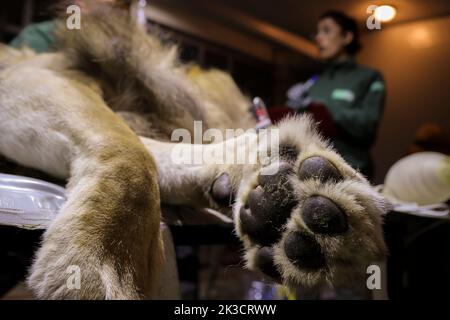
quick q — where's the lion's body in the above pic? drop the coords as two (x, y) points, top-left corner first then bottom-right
(0, 7), (388, 299)
(0, 7), (257, 299)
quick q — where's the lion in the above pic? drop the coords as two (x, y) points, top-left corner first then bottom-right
(0, 6), (389, 299)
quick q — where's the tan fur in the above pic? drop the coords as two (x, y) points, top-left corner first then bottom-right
(53, 7), (254, 139)
(0, 6), (254, 299)
(0, 6), (388, 299)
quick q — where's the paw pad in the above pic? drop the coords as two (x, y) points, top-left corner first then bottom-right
(255, 247), (282, 282)
(211, 173), (233, 206)
(279, 145), (298, 163)
(284, 232), (326, 270)
(240, 163), (297, 246)
(298, 156), (342, 182)
(302, 196), (348, 235)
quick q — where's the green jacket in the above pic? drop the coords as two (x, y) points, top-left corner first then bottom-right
(307, 58), (386, 176)
(9, 20), (57, 53)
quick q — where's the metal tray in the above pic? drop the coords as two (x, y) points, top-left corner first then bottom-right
(0, 173), (66, 230)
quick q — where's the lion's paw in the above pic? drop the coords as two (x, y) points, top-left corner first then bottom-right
(232, 116), (389, 289)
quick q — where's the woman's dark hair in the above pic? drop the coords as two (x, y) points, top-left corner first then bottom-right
(319, 10), (361, 55)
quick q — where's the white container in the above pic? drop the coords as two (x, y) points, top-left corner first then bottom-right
(0, 173), (66, 230)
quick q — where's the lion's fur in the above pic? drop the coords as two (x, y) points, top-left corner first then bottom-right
(53, 7), (255, 139)
(0, 5), (387, 299)
(0, 5), (256, 299)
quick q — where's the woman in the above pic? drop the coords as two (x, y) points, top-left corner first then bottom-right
(289, 10), (386, 180)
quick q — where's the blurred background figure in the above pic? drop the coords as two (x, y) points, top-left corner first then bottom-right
(8, 0), (140, 53)
(408, 123), (450, 155)
(284, 10), (386, 181)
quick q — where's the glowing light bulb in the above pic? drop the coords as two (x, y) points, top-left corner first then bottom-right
(374, 5), (396, 22)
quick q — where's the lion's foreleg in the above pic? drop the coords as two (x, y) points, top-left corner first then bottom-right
(139, 132), (261, 211)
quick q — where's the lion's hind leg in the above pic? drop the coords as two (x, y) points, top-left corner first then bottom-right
(0, 66), (163, 299)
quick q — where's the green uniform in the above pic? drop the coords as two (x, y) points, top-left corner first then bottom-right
(9, 20), (58, 53)
(307, 58), (386, 177)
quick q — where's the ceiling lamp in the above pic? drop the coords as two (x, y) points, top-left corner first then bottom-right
(374, 5), (397, 22)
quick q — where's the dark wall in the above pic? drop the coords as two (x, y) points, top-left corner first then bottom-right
(359, 16), (450, 184)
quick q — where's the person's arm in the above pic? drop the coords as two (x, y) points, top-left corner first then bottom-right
(327, 73), (386, 142)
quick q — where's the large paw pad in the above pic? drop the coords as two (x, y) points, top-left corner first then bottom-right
(284, 232), (326, 270)
(211, 173), (234, 207)
(298, 156), (342, 182)
(239, 163), (296, 246)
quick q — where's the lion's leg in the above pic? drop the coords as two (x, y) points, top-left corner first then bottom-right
(0, 67), (163, 299)
(139, 134), (253, 212)
(140, 116), (389, 290)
